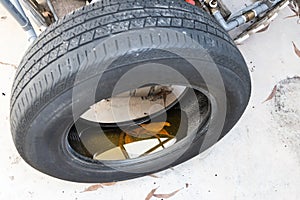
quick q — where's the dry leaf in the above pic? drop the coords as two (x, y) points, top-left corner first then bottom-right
(153, 188), (183, 199)
(81, 182), (117, 192)
(292, 42), (300, 58)
(257, 24), (270, 33)
(81, 184), (103, 192)
(140, 122), (171, 132)
(263, 85), (277, 103)
(289, 1), (300, 15)
(284, 14), (298, 19)
(145, 187), (159, 200)
(101, 182), (117, 186)
(148, 174), (160, 178)
(0, 61), (17, 69)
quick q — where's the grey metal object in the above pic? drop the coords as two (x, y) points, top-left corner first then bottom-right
(212, 2), (268, 31)
(211, 0), (284, 31)
(22, 0), (52, 26)
(0, 0), (289, 44)
(234, 0), (290, 44)
(46, 0), (58, 21)
(0, 0), (37, 42)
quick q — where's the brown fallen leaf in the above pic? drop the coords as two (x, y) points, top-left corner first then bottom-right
(0, 61), (17, 69)
(81, 182), (117, 192)
(257, 24), (270, 33)
(145, 187), (159, 200)
(101, 182), (117, 186)
(153, 188), (183, 199)
(289, 1), (300, 15)
(81, 184), (103, 192)
(292, 42), (300, 58)
(263, 85), (277, 103)
(284, 14), (298, 19)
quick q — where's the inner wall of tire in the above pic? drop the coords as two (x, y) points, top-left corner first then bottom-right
(61, 49), (216, 172)
(65, 87), (211, 166)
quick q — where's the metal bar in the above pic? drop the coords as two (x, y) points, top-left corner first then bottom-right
(22, 0), (49, 26)
(212, 2), (269, 31)
(0, 0), (37, 42)
(46, 0), (58, 21)
(139, 137), (173, 157)
(212, 0), (283, 32)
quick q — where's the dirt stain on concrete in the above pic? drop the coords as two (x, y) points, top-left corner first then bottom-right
(271, 76), (300, 161)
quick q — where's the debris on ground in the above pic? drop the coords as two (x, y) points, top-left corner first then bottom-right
(153, 188), (183, 198)
(0, 61), (17, 69)
(148, 174), (160, 178)
(145, 187), (159, 200)
(272, 76), (300, 129)
(145, 187), (183, 200)
(263, 85), (277, 103)
(292, 42), (300, 58)
(81, 182), (117, 192)
(288, 0), (300, 22)
(81, 184), (103, 192)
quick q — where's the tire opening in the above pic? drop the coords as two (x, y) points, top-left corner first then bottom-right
(67, 86), (211, 161)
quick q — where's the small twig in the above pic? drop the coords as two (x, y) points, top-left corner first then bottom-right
(292, 41), (300, 58)
(154, 135), (166, 149)
(263, 85), (277, 103)
(0, 61), (17, 69)
(145, 187), (159, 200)
(148, 174), (160, 178)
(120, 144), (130, 159)
(118, 131), (125, 147)
(139, 137), (173, 157)
(153, 187), (183, 198)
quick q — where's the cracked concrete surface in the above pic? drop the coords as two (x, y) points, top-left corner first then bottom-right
(0, 2), (300, 200)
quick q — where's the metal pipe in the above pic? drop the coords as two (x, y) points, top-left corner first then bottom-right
(46, 0), (58, 21)
(212, 2), (269, 31)
(265, 0), (283, 7)
(1, 0), (37, 42)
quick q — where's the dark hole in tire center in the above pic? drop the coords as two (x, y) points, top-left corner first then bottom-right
(67, 87), (211, 161)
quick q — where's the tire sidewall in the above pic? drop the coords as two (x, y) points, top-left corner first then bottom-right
(22, 44), (248, 182)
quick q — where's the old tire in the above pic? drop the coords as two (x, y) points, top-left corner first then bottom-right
(10, 0), (251, 182)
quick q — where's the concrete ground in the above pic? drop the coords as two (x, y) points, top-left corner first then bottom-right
(0, 2), (300, 200)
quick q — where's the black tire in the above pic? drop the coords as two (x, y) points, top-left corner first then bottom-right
(10, 0), (251, 183)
